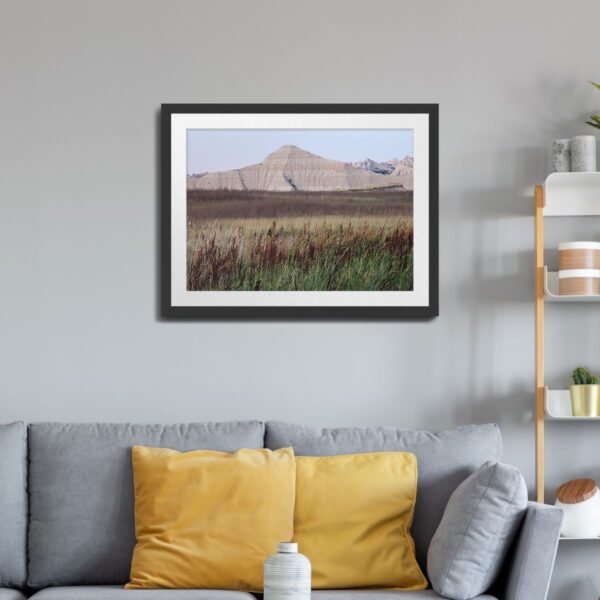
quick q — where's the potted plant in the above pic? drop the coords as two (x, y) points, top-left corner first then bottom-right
(586, 81), (600, 130)
(571, 367), (600, 417)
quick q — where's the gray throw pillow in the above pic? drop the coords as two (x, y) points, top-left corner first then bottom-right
(427, 461), (528, 600)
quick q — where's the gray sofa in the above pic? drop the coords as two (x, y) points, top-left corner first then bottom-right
(0, 421), (561, 600)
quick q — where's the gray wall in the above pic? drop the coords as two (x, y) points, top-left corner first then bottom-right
(1, 1), (599, 597)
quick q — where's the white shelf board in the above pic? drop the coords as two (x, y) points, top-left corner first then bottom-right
(545, 387), (600, 420)
(543, 172), (600, 216)
(544, 267), (600, 302)
(560, 536), (600, 541)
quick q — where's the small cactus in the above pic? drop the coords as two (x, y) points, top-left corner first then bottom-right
(572, 367), (598, 385)
(573, 367), (587, 384)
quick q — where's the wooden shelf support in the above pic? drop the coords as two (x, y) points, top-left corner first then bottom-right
(535, 184), (545, 503)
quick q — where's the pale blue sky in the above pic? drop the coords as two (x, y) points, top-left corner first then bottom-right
(187, 129), (413, 174)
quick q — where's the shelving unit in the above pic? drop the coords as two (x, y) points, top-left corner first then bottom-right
(535, 172), (600, 537)
(544, 267), (600, 302)
(545, 388), (600, 420)
(542, 172), (600, 216)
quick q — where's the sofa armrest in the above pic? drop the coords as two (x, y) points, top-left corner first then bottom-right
(499, 501), (562, 600)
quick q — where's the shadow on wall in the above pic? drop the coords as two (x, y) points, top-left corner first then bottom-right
(443, 198), (538, 426)
(155, 108), (162, 321)
(456, 390), (534, 425)
(420, 146), (547, 471)
(551, 544), (600, 600)
(561, 578), (596, 600)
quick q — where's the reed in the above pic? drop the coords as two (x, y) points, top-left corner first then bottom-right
(187, 219), (413, 291)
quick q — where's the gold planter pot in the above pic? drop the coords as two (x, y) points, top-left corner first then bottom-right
(570, 385), (600, 417)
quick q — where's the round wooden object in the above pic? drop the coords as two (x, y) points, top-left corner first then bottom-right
(559, 243), (600, 270)
(559, 268), (600, 296)
(556, 478), (597, 504)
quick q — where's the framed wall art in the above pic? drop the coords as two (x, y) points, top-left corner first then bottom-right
(162, 104), (438, 318)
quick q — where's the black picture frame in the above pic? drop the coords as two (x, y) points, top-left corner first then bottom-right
(161, 103), (438, 319)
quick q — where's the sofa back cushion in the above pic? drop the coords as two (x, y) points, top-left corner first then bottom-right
(265, 421), (502, 570)
(27, 421), (265, 588)
(0, 422), (27, 588)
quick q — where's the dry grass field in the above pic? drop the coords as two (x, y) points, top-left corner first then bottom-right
(187, 190), (413, 291)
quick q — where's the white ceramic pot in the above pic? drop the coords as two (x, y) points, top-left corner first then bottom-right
(552, 139), (571, 172)
(264, 542), (311, 600)
(555, 486), (600, 538)
(570, 135), (597, 172)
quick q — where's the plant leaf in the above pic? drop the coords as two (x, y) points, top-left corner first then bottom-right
(589, 81), (600, 91)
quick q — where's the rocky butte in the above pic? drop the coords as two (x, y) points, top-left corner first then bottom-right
(187, 144), (413, 192)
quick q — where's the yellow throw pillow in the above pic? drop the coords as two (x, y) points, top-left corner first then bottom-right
(127, 446), (296, 591)
(293, 452), (427, 590)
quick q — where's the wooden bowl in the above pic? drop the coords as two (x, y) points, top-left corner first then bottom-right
(559, 269), (600, 296)
(559, 242), (600, 270)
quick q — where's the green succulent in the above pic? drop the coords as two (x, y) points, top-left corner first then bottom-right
(586, 81), (600, 130)
(572, 367), (598, 385)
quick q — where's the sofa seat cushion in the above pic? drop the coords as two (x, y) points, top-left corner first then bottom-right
(28, 588), (258, 600)
(311, 591), (497, 600)
(27, 421), (265, 588)
(265, 422), (503, 570)
(0, 589), (27, 600)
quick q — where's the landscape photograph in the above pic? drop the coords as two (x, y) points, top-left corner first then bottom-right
(186, 129), (414, 292)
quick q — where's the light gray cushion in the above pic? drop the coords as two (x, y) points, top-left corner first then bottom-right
(28, 588), (258, 600)
(265, 421), (502, 568)
(311, 591), (497, 600)
(28, 421), (265, 588)
(28, 587), (258, 600)
(427, 462), (528, 600)
(0, 589), (27, 600)
(503, 502), (563, 600)
(0, 422), (27, 588)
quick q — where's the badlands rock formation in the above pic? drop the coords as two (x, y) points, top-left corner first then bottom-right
(351, 156), (414, 190)
(188, 145), (413, 192)
(350, 158), (397, 175)
(390, 157), (414, 190)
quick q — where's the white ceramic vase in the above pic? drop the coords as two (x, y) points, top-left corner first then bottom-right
(555, 486), (600, 538)
(570, 135), (597, 172)
(264, 543), (311, 600)
(552, 139), (571, 172)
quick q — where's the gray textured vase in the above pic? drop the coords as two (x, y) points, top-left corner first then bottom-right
(570, 135), (597, 172)
(264, 542), (311, 600)
(552, 139), (571, 172)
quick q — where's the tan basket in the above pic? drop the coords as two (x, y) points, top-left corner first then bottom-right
(559, 242), (600, 270)
(559, 269), (600, 295)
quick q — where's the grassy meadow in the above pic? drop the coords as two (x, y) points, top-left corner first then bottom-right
(186, 189), (413, 291)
